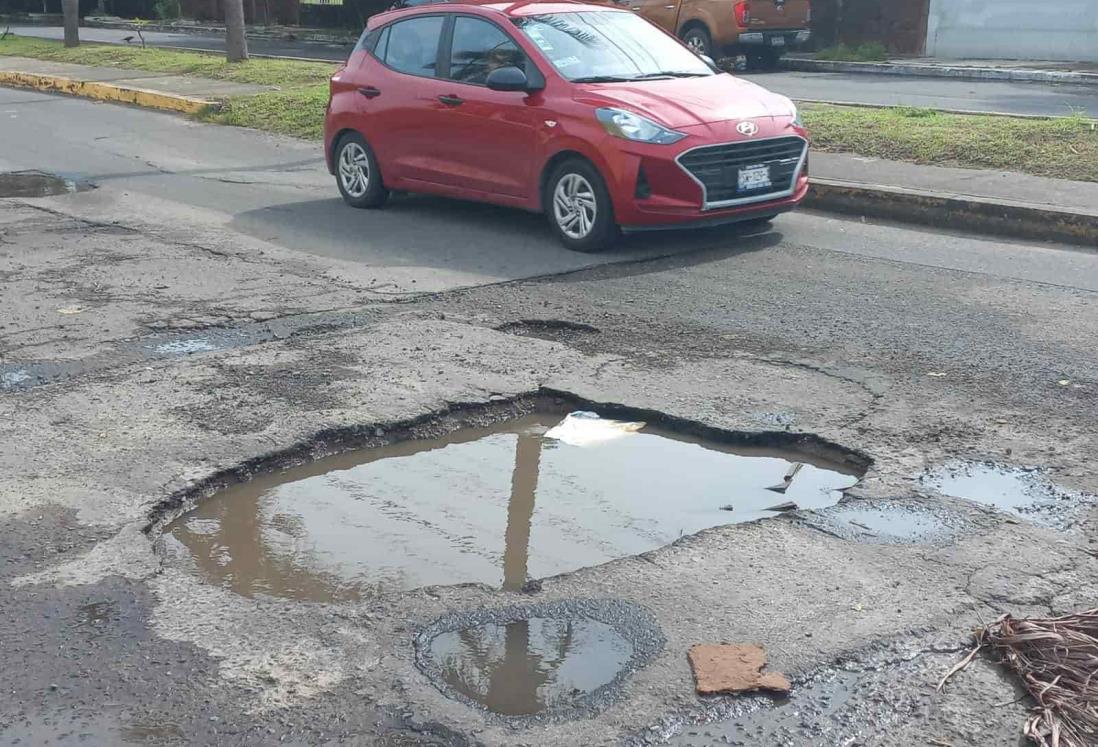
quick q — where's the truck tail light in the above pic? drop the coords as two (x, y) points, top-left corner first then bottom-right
(735, 0), (750, 26)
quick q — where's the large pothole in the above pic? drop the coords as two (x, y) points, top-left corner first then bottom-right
(159, 402), (867, 603)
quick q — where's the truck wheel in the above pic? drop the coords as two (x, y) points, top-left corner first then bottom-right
(680, 25), (712, 58)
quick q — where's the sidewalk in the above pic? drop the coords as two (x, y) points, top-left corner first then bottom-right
(0, 56), (271, 113)
(783, 54), (1098, 86)
(83, 15), (358, 45)
(808, 153), (1098, 247)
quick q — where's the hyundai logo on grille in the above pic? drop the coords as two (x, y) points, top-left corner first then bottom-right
(736, 121), (759, 137)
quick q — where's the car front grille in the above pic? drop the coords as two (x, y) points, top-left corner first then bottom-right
(677, 136), (807, 209)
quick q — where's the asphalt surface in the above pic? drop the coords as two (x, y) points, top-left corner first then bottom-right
(9, 24), (1098, 116)
(3, 91), (1098, 746)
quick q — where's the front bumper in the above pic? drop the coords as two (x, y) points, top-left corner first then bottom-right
(605, 126), (810, 230)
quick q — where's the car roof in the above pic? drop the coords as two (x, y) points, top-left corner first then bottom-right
(371, 0), (620, 26)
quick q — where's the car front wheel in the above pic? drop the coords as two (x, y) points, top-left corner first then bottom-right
(545, 159), (619, 253)
(335, 132), (389, 209)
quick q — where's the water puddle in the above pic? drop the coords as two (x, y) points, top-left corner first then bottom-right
(804, 500), (958, 544)
(0, 170), (94, 198)
(152, 337), (219, 356)
(162, 412), (862, 602)
(427, 617), (632, 716)
(416, 599), (664, 719)
(921, 462), (1090, 525)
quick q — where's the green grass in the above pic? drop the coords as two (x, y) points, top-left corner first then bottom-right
(201, 84), (328, 139)
(0, 35), (336, 86)
(816, 42), (889, 62)
(803, 105), (1098, 182)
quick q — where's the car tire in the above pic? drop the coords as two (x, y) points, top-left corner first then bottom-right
(680, 25), (712, 58)
(334, 132), (389, 209)
(545, 159), (619, 253)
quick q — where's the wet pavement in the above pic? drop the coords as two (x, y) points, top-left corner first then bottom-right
(802, 499), (965, 544)
(161, 412), (861, 601)
(922, 461), (1093, 526)
(0, 170), (93, 198)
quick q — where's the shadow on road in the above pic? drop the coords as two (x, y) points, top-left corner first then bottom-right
(229, 192), (785, 281)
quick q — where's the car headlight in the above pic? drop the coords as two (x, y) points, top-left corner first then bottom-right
(790, 102), (803, 128)
(596, 108), (685, 144)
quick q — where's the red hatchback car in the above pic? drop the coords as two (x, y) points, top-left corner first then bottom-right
(324, 1), (808, 252)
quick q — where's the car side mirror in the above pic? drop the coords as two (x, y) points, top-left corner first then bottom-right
(486, 65), (530, 92)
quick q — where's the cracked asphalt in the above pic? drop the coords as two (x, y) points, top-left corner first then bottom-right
(2, 88), (1098, 746)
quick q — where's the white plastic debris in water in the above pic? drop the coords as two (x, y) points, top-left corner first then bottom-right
(544, 411), (646, 447)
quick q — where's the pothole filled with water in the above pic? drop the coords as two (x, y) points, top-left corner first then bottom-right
(415, 599), (665, 719)
(161, 408), (865, 602)
(0, 170), (94, 197)
(921, 461), (1092, 526)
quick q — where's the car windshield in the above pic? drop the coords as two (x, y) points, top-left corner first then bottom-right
(514, 11), (714, 82)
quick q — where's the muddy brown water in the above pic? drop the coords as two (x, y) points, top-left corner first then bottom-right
(0, 170), (93, 197)
(163, 414), (861, 602)
(427, 616), (633, 716)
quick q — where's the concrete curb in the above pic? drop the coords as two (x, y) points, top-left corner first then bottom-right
(782, 57), (1098, 87)
(806, 179), (1098, 248)
(0, 71), (218, 114)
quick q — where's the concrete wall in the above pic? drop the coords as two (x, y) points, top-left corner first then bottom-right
(926, 0), (1098, 61)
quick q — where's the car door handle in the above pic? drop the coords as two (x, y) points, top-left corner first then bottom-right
(358, 86), (381, 99)
(438, 94), (464, 106)
(663, 4), (674, 8)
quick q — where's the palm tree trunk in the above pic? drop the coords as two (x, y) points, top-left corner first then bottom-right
(224, 0), (249, 62)
(62, 0), (79, 48)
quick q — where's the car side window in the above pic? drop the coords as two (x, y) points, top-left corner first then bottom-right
(355, 25), (389, 56)
(448, 16), (526, 85)
(383, 16), (445, 77)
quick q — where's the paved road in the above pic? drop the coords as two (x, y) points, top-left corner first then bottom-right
(3, 89), (1098, 747)
(9, 24), (1097, 116)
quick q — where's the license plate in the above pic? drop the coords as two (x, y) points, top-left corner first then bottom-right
(738, 164), (772, 192)
(770, 36), (786, 47)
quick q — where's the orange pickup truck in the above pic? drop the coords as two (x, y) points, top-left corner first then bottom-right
(611, 0), (811, 64)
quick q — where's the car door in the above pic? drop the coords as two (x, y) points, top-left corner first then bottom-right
(623, 0), (680, 35)
(364, 14), (453, 186)
(430, 15), (541, 199)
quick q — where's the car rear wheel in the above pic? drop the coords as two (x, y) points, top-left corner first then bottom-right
(335, 132), (389, 209)
(680, 25), (712, 58)
(546, 159), (619, 253)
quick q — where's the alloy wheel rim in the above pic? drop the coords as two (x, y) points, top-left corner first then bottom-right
(338, 142), (370, 198)
(686, 35), (706, 54)
(552, 173), (597, 240)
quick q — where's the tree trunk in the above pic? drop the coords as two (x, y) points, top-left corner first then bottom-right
(224, 0), (249, 62)
(62, 0), (79, 48)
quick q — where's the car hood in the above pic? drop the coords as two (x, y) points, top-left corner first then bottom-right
(573, 74), (794, 128)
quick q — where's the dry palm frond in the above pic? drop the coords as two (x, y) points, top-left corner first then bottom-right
(940, 610), (1098, 747)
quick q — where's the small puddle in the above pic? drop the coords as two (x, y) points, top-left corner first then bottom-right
(0, 170), (94, 198)
(804, 500), (958, 544)
(921, 462), (1090, 524)
(162, 412), (862, 602)
(416, 599), (664, 719)
(428, 617), (632, 716)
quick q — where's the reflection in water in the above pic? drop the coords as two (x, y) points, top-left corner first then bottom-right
(428, 617), (633, 715)
(164, 414), (862, 602)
